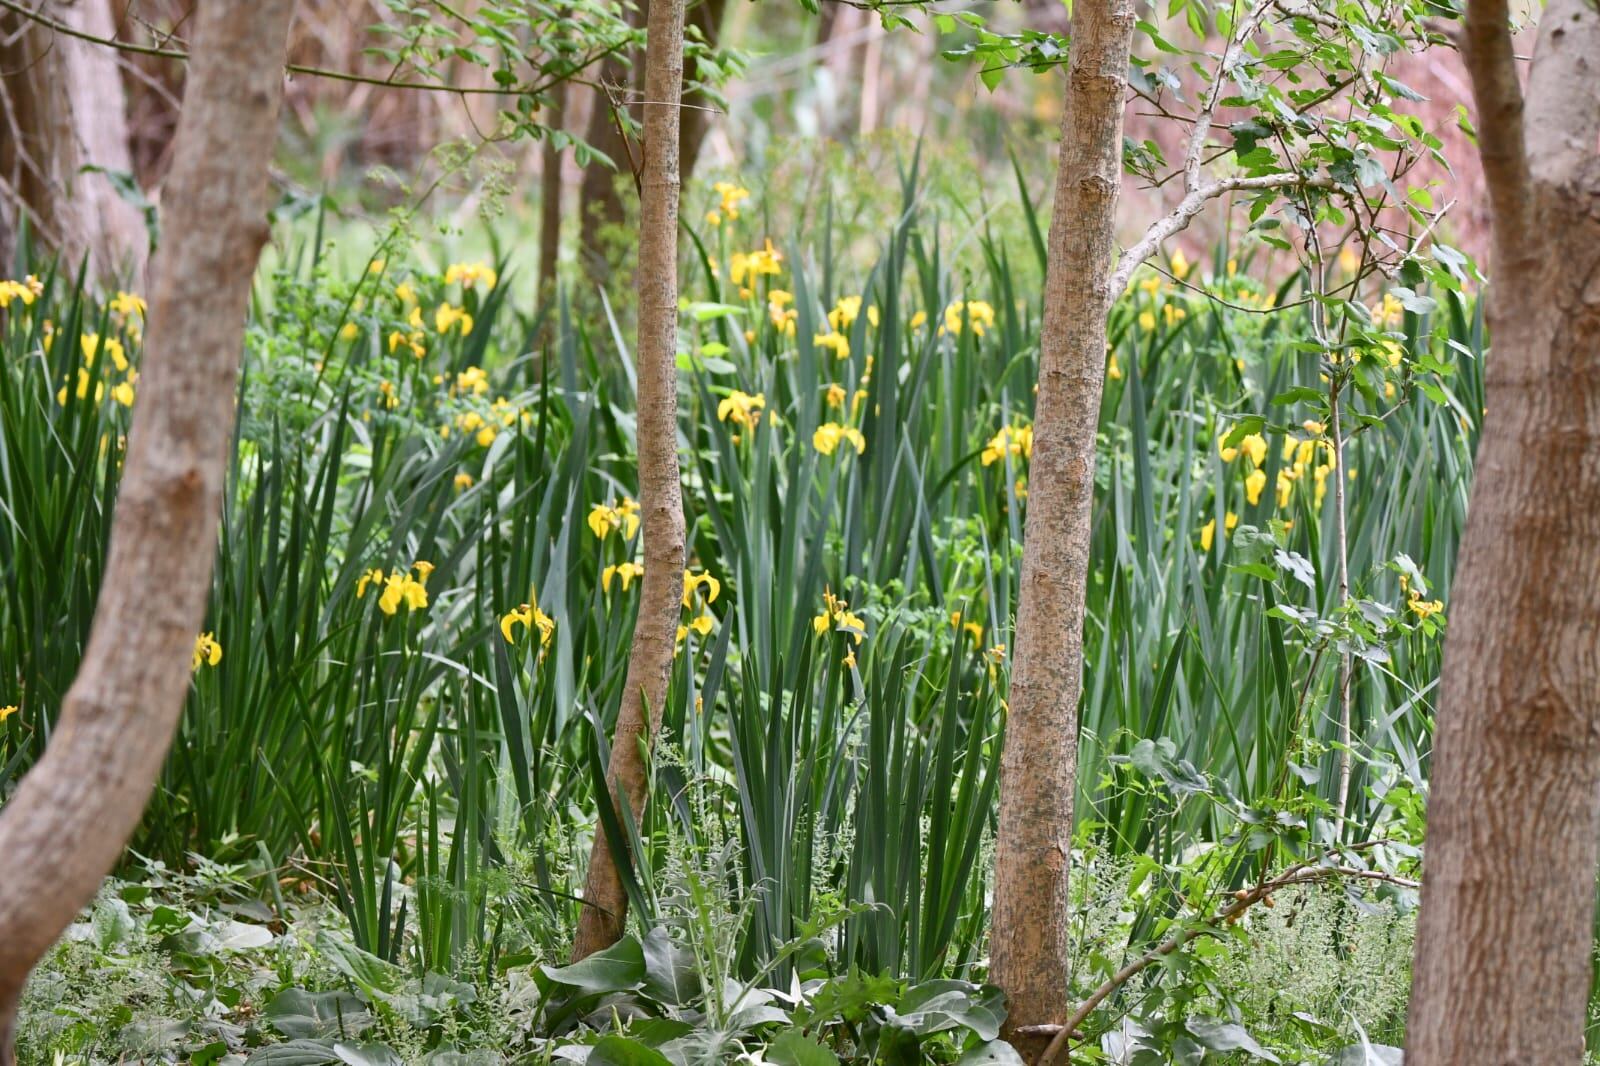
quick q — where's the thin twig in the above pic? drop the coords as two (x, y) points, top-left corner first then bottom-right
(0, 0), (624, 99)
(1037, 846), (1417, 1066)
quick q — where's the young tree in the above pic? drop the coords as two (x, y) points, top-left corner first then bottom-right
(985, 0), (1439, 1051)
(1406, 0), (1600, 1060)
(570, 0), (688, 960)
(990, 0), (1137, 1052)
(0, 1), (295, 1058)
(0, 0), (147, 278)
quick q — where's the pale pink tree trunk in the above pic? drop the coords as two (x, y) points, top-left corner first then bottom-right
(0, 2), (295, 1059)
(0, 0), (149, 278)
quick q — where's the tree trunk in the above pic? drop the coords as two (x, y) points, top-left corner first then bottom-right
(1406, 0), (1600, 1061)
(677, 0), (727, 181)
(989, 0), (1134, 1057)
(0, 1), (293, 1057)
(0, 0), (148, 279)
(570, 0), (686, 960)
(538, 78), (566, 306)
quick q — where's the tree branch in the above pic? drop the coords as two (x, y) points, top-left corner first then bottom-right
(1108, 171), (1335, 295)
(1460, 0), (1533, 252)
(1182, 0), (1275, 195)
(0, 0), (623, 101)
(1037, 847), (1419, 1066)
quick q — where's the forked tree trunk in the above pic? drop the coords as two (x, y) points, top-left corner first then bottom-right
(989, 0), (1134, 1056)
(0, 0), (148, 278)
(570, 0), (687, 960)
(1406, 0), (1600, 1061)
(0, 1), (294, 1057)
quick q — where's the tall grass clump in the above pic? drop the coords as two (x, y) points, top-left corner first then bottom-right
(0, 160), (1473, 1000)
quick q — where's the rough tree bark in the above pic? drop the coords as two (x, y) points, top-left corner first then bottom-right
(0, 0), (148, 278)
(0, 1), (293, 1058)
(570, 0), (687, 960)
(1406, 0), (1600, 1061)
(989, 0), (1135, 1057)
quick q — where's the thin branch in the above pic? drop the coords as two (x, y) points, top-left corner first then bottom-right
(1038, 847), (1418, 1066)
(0, 0), (623, 100)
(1109, 171), (1335, 295)
(1459, 0), (1532, 252)
(1142, 261), (1317, 314)
(1182, 0), (1275, 194)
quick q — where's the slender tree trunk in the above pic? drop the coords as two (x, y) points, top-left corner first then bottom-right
(677, 0), (727, 181)
(0, 1), (293, 1057)
(989, 0), (1134, 1057)
(571, 0), (686, 960)
(1406, 0), (1600, 1061)
(0, 0), (148, 278)
(538, 79), (566, 306)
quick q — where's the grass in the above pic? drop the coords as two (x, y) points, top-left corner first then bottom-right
(0, 158), (1477, 1059)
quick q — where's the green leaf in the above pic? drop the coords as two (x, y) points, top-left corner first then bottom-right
(316, 932), (401, 997)
(641, 926), (700, 1005)
(767, 1030), (842, 1066)
(956, 1042), (1027, 1066)
(540, 934), (646, 994)
(1187, 1017), (1281, 1062)
(1270, 387), (1326, 407)
(245, 1041), (346, 1066)
(586, 1035), (675, 1066)
(333, 1045), (405, 1066)
(264, 988), (374, 1039)
(1229, 562), (1279, 582)
(1273, 549), (1317, 592)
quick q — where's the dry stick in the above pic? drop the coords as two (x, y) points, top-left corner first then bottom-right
(1037, 852), (1419, 1066)
(0, 0), (626, 99)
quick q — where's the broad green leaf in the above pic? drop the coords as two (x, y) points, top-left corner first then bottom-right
(541, 934), (647, 994)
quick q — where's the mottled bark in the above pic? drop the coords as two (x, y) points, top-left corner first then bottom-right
(571, 0), (686, 960)
(0, 0), (148, 279)
(1406, 0), (1600, 1062)
(989, 0), (1135, 1057)
(0, 1), (293, 1058)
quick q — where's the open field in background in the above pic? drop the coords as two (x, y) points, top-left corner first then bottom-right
(0, 148), (1479, 1060)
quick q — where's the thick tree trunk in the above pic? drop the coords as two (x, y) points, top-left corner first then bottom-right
(989, 0), (1134, 1057)
(1406, 0), (1600, 1061)
(0, 1), (293, 1057)
(0, 0), (148, 279)
(538, 79), (566, 306)
(570, 0), (686, 960)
